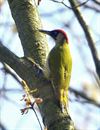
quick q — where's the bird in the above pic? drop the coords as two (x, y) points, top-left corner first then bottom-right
(39, 29), (72, 112)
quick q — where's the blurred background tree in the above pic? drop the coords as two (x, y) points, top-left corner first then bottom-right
(0, 0), (100, 130)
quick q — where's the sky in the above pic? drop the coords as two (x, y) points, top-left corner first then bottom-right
(0, 0), (100, 130)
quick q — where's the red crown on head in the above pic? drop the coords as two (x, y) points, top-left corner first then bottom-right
(54, 29), (68, 43)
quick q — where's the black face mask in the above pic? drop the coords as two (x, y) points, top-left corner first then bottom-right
(50, 31), (59, 40)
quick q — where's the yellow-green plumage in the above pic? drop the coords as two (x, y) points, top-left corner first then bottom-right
(48, 41), (72, 111)
(39, 29), (72, 112)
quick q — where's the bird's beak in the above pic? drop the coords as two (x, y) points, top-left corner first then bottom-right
(39, 29), (51, 35)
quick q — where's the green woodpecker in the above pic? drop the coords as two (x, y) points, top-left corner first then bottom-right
(39, 29), (72, 112)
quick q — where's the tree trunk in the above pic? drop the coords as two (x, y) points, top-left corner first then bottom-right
(0, 0), (75, 129)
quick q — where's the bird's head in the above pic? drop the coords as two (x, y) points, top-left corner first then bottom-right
(39, 29), (68, 44)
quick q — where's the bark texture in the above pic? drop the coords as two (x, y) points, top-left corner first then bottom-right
(0, 0), (75, 129)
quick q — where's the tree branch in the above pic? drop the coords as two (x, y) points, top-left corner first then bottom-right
(0, 122), (6, 130)
(69, 87), (100, 108)
(93, 0), (100, 5)
(0, 41), (23, 76)
(77, 0), (100, 13)
(0, 41), (44, 85)
(50, 0), (90, 9)
(68, 0), (100, 78)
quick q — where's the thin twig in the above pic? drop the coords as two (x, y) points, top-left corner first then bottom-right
(50, 0), (90, 9)
(2, 63), (22, 84)
(93, 0), (100, 5)
(32, 106), (43, 130)
(69, 87), (100, 108)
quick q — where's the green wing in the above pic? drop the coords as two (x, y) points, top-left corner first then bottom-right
(48, 44), (72, 89)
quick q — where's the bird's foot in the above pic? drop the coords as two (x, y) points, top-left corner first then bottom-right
(57, 100), (67, 113)
(60, 104), (67, 113)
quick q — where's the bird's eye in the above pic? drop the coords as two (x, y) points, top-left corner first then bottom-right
(50, 30), (59, 40)
(53, 31), (59, 37)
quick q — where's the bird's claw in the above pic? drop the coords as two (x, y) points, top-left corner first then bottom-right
(60, 103), (67, 113)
